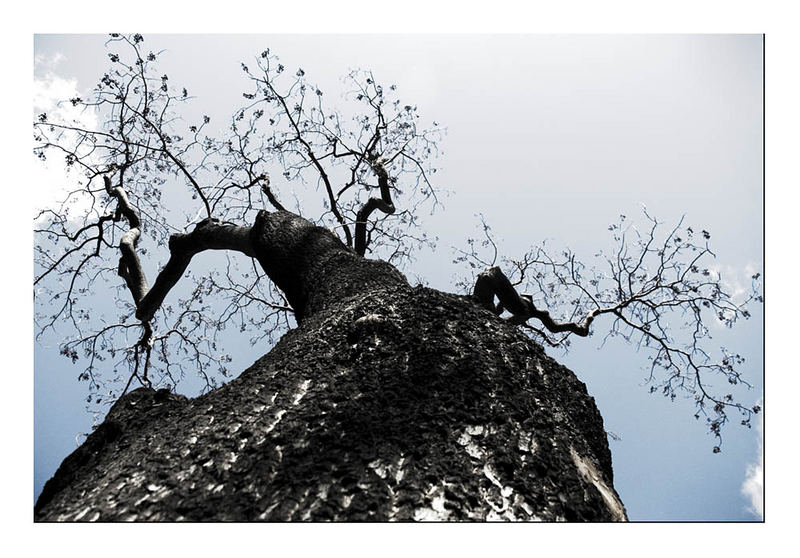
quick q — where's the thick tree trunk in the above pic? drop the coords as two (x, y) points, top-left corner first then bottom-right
(35, 211), (626, 521)
(248, 210), (407, 321)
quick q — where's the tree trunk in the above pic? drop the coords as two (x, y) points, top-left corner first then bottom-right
(35, 211), (627, 521)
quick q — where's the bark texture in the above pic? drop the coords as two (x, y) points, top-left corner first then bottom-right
(35, 212), (626, 521)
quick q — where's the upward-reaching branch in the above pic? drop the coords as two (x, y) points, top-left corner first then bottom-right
(239, 57), (442, 265)
(34, 34), (442, 405)
(354, 156), (396, 256)
(256, 67), (353, 247)
(104, 175), (148, 304)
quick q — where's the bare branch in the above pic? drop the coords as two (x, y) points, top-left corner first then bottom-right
(135, 218), (254, 323)
(354, 157), (395, 255)
(461, 209), (762, 448)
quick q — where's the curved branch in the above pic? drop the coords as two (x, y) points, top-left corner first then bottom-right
(473, 266), (611, 336)
(354, 159), (395, 256)
(135, 219), (254, 323)
(103, 176), (254, 325)
(104, 176), (148, 303)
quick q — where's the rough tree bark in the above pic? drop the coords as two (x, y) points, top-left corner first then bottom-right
(35, 211), (626, 521)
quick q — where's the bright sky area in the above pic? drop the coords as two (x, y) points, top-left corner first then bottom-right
(33, 34), (763, 521)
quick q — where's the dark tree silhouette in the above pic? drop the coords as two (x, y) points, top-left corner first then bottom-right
(34, 33), (760, 469)
(35, 35), (442, 398)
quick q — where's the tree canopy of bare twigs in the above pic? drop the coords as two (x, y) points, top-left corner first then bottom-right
(34, 34), (442, 403)
(34, 34), (761, 449)
(455, 210), (762, 450)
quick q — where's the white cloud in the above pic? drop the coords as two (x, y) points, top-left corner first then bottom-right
(741, 409), (764, 519)
(709, 262), (760, 302)
(704, 262), (761, 330)
(34, 51), (65, 72)
(33, 54), (100, 219)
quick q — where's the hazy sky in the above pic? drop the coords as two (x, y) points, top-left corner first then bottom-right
(33, 34), (763, 521)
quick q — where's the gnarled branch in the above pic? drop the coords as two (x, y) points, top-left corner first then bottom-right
(104, 175), (148, 304)
(103, 175), (255, 325)
(473, 266), (609, 336)
(135, 219), (254, 323)
(354, 158), (395, 256)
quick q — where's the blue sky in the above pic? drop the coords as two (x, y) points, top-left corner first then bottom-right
(33, 34), (763, 521)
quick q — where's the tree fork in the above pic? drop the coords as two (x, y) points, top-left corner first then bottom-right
(102, 175), (256, 324)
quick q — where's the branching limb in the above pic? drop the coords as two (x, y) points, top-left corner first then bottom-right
(354, 157), (396, 255)
(104, 175), (148, 304)
(461, 209), (763, 449)
(259, 174), (286, 211)
(34, 34), (444, 411)
(135, 217), (254, 323)
(474, 266), (610, 334)
(240, 57), (442, 263)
